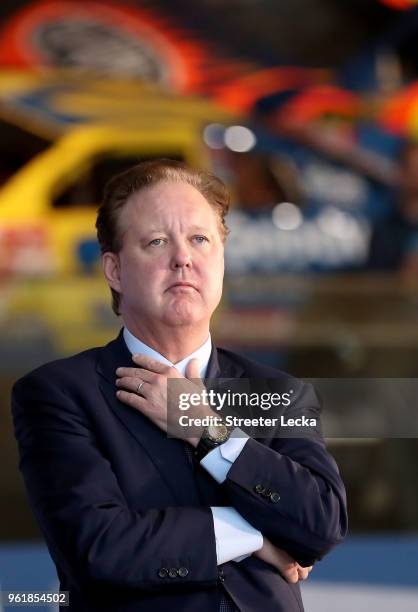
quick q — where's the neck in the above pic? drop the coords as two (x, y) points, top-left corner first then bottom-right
(122, 316), (210, 363)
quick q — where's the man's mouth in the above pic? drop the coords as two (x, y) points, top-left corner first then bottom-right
(167, 282), (198, 292)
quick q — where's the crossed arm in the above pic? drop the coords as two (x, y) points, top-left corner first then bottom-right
(115, 354), (346, 579)
(11, 355), (347, 591)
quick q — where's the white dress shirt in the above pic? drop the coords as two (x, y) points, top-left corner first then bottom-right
(123, 327), (263, 564)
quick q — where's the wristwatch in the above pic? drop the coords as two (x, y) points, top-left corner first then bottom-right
(194, 422), (231, 462)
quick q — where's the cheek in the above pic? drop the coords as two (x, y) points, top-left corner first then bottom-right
(126, 255), (163, 278)
(203, 253), (224, 290)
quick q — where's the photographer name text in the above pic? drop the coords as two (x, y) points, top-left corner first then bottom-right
(178, 415), (317, 428)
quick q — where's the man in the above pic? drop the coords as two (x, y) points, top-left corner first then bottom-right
(12, 159), (347, 611)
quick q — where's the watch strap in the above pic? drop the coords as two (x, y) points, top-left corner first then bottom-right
(194, 427), (231, 463)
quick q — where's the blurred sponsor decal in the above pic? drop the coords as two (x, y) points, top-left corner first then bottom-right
(225, 210), (370, 272)
(0, 0), (209, 92)
(0, 1), (329, 108)
(0, 225), (52, 275)
(213, 67), (326, 113)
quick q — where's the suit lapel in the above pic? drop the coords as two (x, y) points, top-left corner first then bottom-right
(96, 330), (199, 506)
(205, 346), (245, 380)
(96, 331), (249, 507)
(205, 347), (251, 409)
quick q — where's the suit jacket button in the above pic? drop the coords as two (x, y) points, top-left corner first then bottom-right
(218, 568), (225, 583)
(168, 567), (178, 578)
(270, 491), (281, 503)
(158, 567), (168, 578)
(262, 488), (272, 498)
(254, 484), (264, 494)
(178, 567), (189, 578)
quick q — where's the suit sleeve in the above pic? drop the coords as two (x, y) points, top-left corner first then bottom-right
(219, 381), (348, 567)
(11, 371), (218, 592)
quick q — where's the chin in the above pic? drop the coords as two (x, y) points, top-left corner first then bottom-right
(164, 302), (206, 327)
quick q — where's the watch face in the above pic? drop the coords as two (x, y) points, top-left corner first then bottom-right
(207, 424), (229, 443)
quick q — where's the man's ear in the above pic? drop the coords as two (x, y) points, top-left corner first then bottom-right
(102, 252), (121, 292)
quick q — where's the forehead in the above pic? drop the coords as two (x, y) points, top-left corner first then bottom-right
(123, 180), (217, 224)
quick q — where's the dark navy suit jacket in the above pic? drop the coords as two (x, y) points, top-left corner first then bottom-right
(12, 330), (347, 612)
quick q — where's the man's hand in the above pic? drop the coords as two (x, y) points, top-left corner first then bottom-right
(115, 354), (212, 446)
(254, 537), (313, 583)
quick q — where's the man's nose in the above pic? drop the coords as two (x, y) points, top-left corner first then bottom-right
(170, 243), (192, 269)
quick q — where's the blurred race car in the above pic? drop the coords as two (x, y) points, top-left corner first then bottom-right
(0, 70), (232, 361)
(0, 70), (232, 276)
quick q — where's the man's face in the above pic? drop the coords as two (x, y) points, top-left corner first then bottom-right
(104, 180), (225, 330)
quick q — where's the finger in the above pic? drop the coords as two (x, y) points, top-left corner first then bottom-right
(272, 549), (299, 584)
(116, 389), (148, 410)
(116, 377), (150, 396)
(297, 566), (310, 581)
(116, 367), (155, 382)
(185, 358), (201, 381)
(273, 548), (297, 567)
(132, 354), (173, 374)
(282, 567), (299, 584)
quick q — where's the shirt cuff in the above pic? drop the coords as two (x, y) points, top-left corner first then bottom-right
(211, 506), (263, 565)
(200, 430), (249, 484)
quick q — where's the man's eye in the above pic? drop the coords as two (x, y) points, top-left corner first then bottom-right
(149, 238), (165, 247)
(193, 235), (208, 244)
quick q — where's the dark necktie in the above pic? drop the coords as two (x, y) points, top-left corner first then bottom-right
(184, 443), (238, 611)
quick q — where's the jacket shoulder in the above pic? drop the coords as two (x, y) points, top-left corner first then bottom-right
(13, 346), (101, 395)
(217, 346), (299, 383)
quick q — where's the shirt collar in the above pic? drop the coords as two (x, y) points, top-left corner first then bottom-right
(123, 326), (212, 378)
